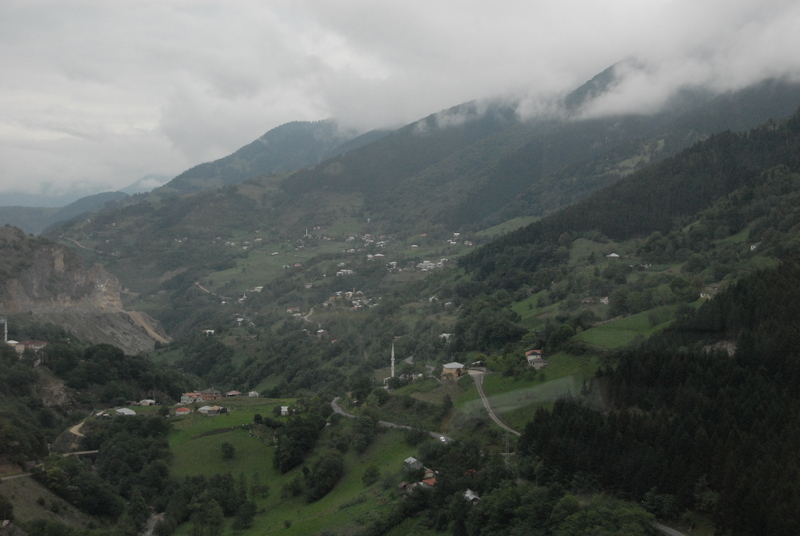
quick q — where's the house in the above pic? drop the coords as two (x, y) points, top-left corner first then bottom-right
(280, 406), (290, 416)
(226, 390), (242, 397)
(442, 362), (465, 379)
(115, 408), (136, 417)
(205, 405), (223, 416)
(139, 399), (157, 406)
(198, 405), (225, 415)
(606, 253), (620, 258)
(200, 389), (222, 401)
(181, 392), (202, 404)
(248, 391), (259, 398)
(525, 349), (548, 370)
(175, 407), (191, 416)
(14, 340), (47, 354)
(404, 457), (423, 471)
(420, 477), (437, 488)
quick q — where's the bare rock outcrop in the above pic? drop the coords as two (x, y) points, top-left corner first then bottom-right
(0, 225), (169, 354)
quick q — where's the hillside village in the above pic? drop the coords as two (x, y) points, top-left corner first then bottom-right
(3, 68), (800, 536)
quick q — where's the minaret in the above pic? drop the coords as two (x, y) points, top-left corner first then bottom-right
(391, 343), (395, 378)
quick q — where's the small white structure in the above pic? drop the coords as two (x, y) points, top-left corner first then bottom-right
(464, 489), (481, 503)
(404, 457), (423, 471)
(248, 391), (259, 398)
(280, 406), (290, 416)
(606, 253), (620, 258)
(115, 408), (136, 417)
(139, 399), (157, 406)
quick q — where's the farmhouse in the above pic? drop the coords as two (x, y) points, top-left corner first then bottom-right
(525, 349), (549, 370)
(115, 408), (136, 417)
(442, 362), (465, 379)
(181, 392), (202, 404)
(14, 340), (47, 354)
(200, 388), (222, 401)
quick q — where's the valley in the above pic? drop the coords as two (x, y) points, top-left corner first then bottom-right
(2, 71), (800, 535)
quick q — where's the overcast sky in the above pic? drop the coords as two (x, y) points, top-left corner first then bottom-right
(2, 0), (800, 199)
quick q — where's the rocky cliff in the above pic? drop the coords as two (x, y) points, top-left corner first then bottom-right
(0, 225), (169, 354)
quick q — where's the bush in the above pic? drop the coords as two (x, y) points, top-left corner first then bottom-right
(362, 465), (380, 487)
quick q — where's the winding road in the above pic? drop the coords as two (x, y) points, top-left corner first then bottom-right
(468, 369), (521, 437)
(331, 397), (452, 442)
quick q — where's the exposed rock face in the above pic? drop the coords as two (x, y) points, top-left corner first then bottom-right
(0, 225), (169, 354)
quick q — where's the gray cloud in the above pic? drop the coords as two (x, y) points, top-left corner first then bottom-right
(1, 0), (799, 198)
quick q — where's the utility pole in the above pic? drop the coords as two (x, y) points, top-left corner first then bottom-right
(0, 317), (6, 344)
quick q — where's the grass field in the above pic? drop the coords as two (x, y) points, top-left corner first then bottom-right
(574, 305), (677, 349)
(0, 475), (98, 529)
(169, 419), (417, 536)
(476, 216), (539, 238)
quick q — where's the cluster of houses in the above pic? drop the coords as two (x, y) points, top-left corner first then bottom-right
(322, 289), (376, 310)
(398, 457), (481, 504)
(440, 351), (548, 379)
(180, 389), (259, 404)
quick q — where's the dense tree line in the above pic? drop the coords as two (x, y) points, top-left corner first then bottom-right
(42, 342), (189, 404)
(462, 108), (800, 288)
(519, 263), (800, 535)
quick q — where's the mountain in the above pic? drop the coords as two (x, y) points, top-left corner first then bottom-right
(8, 70), (800, 535)
(282, 77), (800, 233)
(0, 225), (169, 354)
(150, 119), (371, 197)
(0, 191), (129, 235)
(43, 72), (800, 311)
(119, 173), (171, 195)
(0, 190), (96, 208)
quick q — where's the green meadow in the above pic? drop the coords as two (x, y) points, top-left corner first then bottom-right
(166, 398), (421, 535)
(574, 305), (678, 349)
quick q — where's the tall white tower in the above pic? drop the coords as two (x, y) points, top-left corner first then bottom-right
(391, 343), (395, 378)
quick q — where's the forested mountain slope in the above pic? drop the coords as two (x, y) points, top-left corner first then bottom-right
(150, 119), (373, 196)
(462, 107), (800, 289)
(281, 77), (800, 233)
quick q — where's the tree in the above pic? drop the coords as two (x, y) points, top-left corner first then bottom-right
(221, 442), (235, 460)
(306, 452), (345, 502)
(362, 465), (380, 487)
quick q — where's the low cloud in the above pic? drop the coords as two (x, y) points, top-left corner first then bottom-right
(1, 0), (800, 197)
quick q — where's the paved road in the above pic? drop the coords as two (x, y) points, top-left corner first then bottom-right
(0, 473), (31, 482)
(654, 523), (689, 536)
(331, 397), (452, 442)
(467, 370), (521, 437)
(333, 387), (687, 536)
